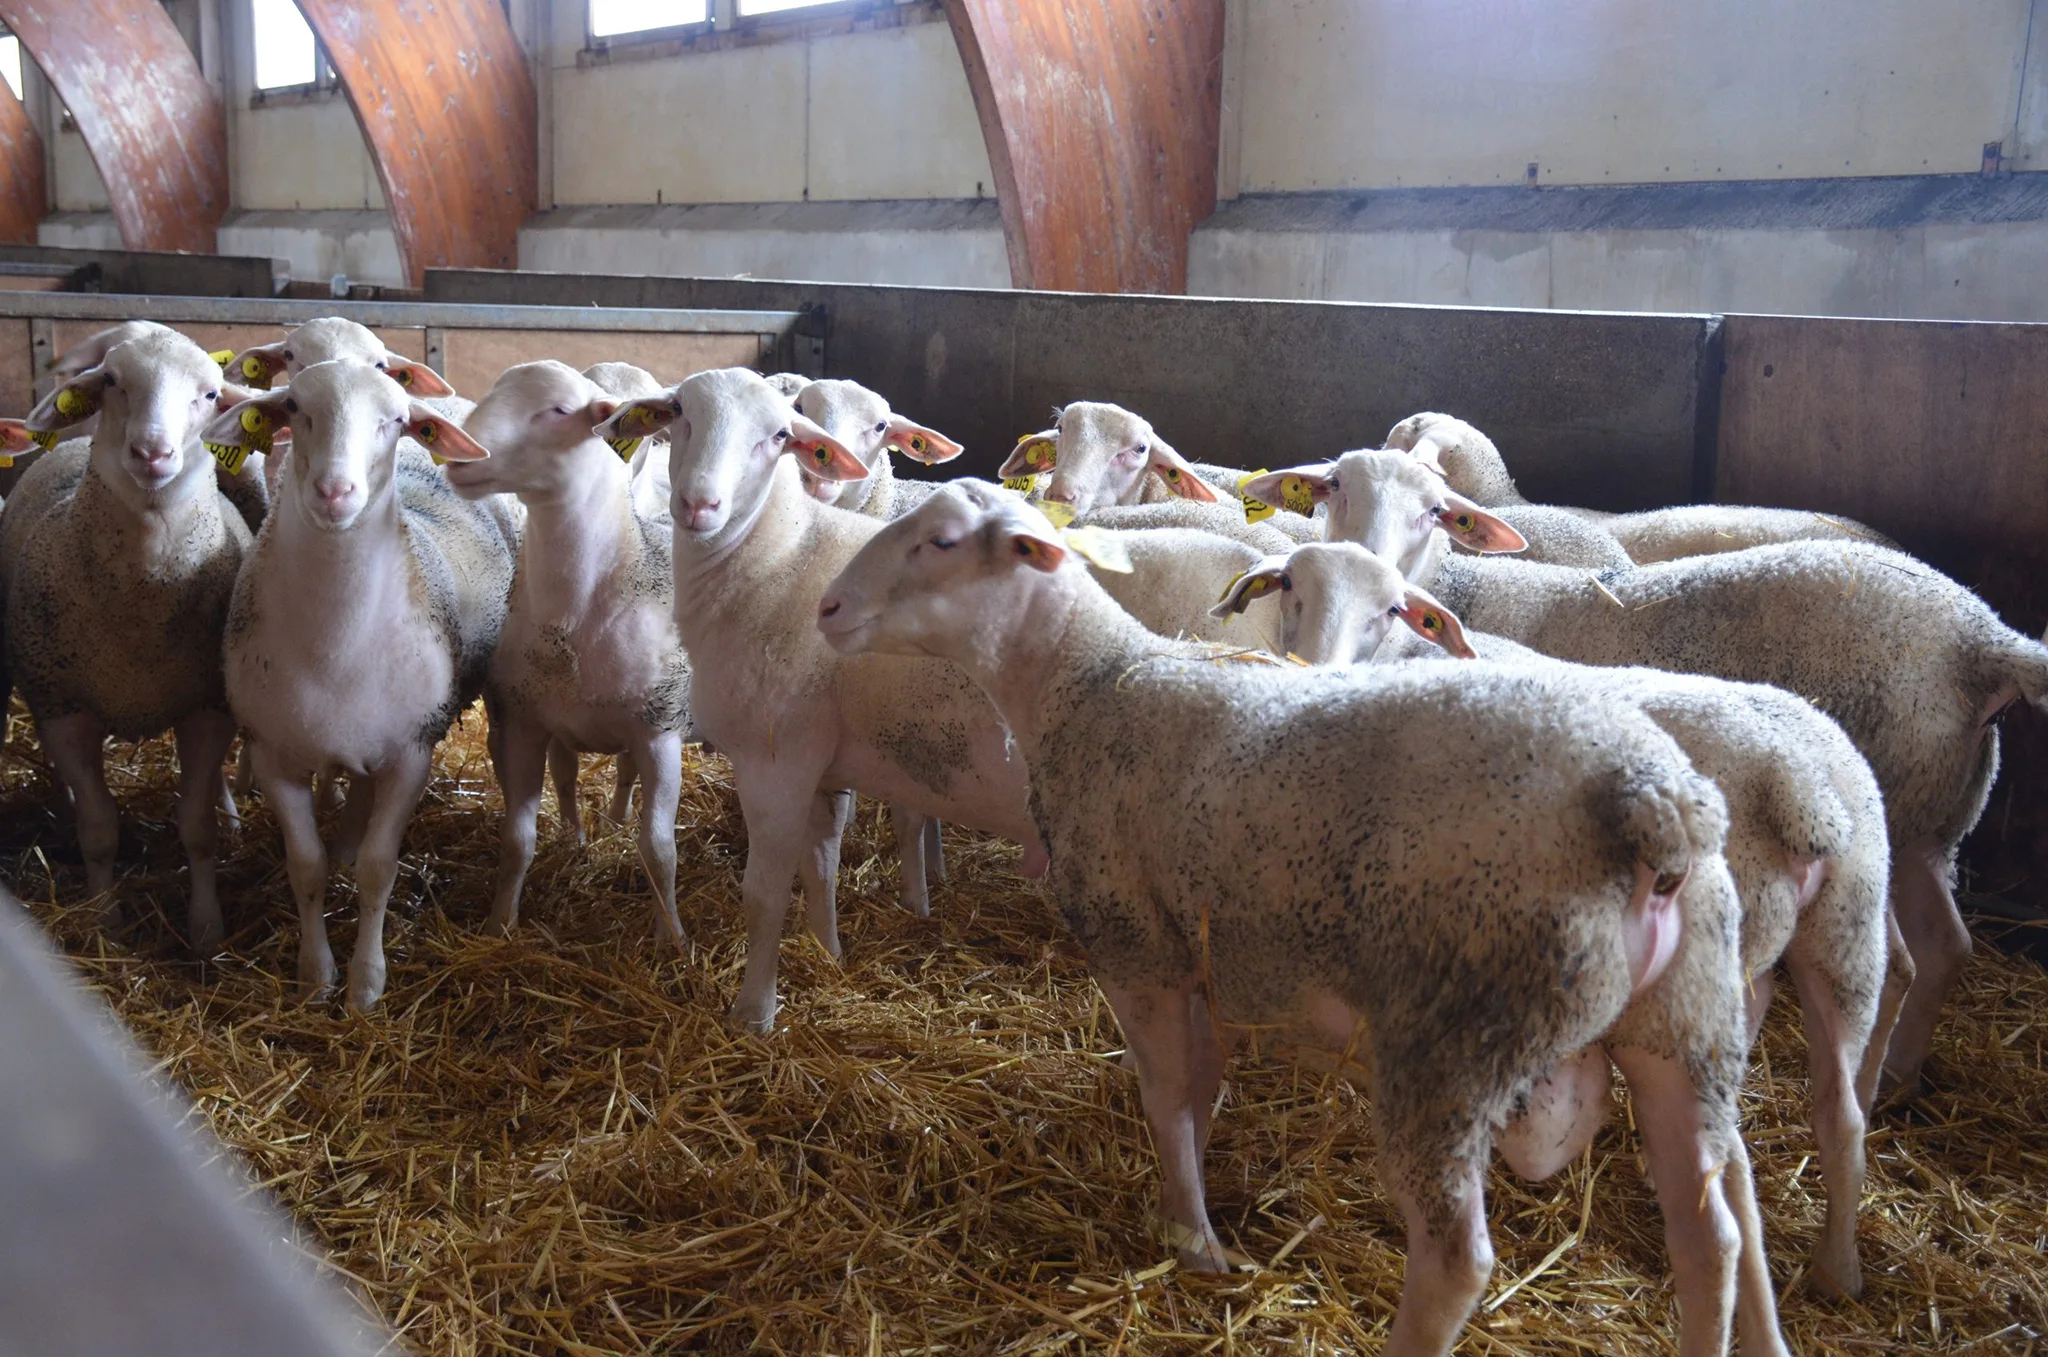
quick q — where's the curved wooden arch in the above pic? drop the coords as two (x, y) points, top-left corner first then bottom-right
(944, 0), (1224, 294)
(0, 1), (226, 254)
(0, 81), (44, 244)
(295, 0), (536, 290)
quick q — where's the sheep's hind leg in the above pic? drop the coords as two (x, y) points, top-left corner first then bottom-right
(173, 709), (237, 955)
(548, 739), (584, 845)
(797, 789), (854, 960)
(891, 803), (931, 918)
(1883, 842), (1971, 1096)
(629, 728), (685, 952)
(1377, 1142), (1494, 1356)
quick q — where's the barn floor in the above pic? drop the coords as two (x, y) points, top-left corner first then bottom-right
(2, 704), (2044, 1356)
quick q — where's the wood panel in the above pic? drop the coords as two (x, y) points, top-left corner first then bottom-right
(943, 0), (1224, 293)
(440, 330), (760, 402)
(0, 81), (44, 244)
(0, 1), (226, 254)
(296, 0), (536, 290)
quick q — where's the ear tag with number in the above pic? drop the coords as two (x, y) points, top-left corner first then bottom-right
(1223, 570), (1278, 606)
(208, 349), (236, 369)
(1280, 475), (1317, 515)
(206, 405), (273, 476)
(1020, 437), (1056, 470)
(54, 385), (99, 422)
(413, 418), (448, 465)
(607, 435), (643, 460)
(1039, 500), (1076, 529)
(29, 429), (60, 451)
(1239, 469), (1276, 523)
(1060, 525), (1133, 573)
(1002, 473), (1041, 495)
(240, 354), (275, 390)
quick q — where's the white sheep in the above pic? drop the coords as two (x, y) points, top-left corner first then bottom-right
(1218, 540), (1906, 1296)
(1090, 527), (1286, 656)
(204, 360), (515, 1012)
(1077, 496), (1320, 548)
(782, 377), (963, 520)
(816, 480), (1787, 1357)
(444, 360), (691, 951)
(1384, 412), (1894, 561)
(0, 329), (253, 952)
(591, 368), (1044, 1030)
(1254, 449), (2048, 1092)
(993, 401), (1221, 516)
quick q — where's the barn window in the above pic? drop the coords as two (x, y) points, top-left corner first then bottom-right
(250, 0), (319, 90)
(0, 33), (21, 103)
(589, 0), (709, 39)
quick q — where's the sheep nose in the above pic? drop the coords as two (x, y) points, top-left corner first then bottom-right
(819, 598), (841, 620)
(130, 439), (175, 468)
(315, 478), (356, 505)
(1041, 486), (1074, 505)
(676, 495), (722, 529)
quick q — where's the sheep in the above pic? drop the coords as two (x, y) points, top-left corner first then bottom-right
(443, 360), (691, 951)
(1254, 448), (2048, 1092)
(1218, 540), (1906, 1296)
(204, 360), (515, 1012)
(815, 480), (1787, 1357)
(781, 377), (963, 520)
(993, 401), (1221, 518)
(1077, 497), (1318, 549)
(591, 368), (1044, 1030)
(582, 361), (673, 528)
(229, 317), (455, 401)
(0, 329), (253, 953)
(1090, 527), (1285, 656)
(1384, 411), (1894, 561)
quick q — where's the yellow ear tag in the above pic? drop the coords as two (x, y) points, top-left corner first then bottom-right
(238, 405), (273, 443)
(1452, 512), (1477, 534)
(28, 429), (60, 450)
(1020, 438), (1056, 470)
(810, 443), (835, 469)
(1039, 500), (1076, 529)
(1160, 465), (1181, 485)
(54, 386), (97, 421)
(1002, 473), (1040, 495)
(389, 367), (414, 388)
(413, 419), (447, 466)
(1280, 475), (1317, 515)
(1222, 570), (1276, 605)
(240, 355), (274, 390)
(1420, 610), (1444, 633)
(908, 433), (927, 455)
(607, 436), (642, 460)
(1239, 469), (1276, 523)
(0, 454), (11, 468)
(1060, 525), (1133, 573)
(208, 349), (236, 369)
(207, 441), (249, 475)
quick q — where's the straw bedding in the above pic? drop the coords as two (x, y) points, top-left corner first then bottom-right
(2, 704), (2044, 1355)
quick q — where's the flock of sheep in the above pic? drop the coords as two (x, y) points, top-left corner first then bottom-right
(2, 314), (2044, 1356)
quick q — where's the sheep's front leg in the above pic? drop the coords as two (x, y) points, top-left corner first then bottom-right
(486, 711), (551, 935)
(924, 818), (945, 885)
(253, 743), (333, 995)
(39, 713), (118, 916)
(548, 739), (584, 845)
(628, 728), (685, 952)
(1097, 974), (1229, 1272)
(173, 709), (237, 955)
(607, 759), (638, 825)
(1378, 1145), (1494, 1357)
(731, 776), (830, 1033)
(891, 803), (931, 918)
(798, 789), (854, 960)
(345, 747), (432, 1014)
(1611, 1045), (1786, 1357)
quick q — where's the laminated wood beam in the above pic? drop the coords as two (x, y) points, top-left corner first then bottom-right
(0, 79), (43, 244)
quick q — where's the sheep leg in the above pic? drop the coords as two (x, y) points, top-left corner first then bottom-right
(231, 738), (257, 799)
(629, 728), (685, 953)
(891, 803), (931, 918)
(798, 789), (854, 959)
(254, 744), (333, 996)
(548, 739), (584, 846)
(1096, 974), (1230, 1272)
(1609, 1045), (1773, 1357)
(924, 818), (945, 884)
(1783, 940), (1877, 1299)
(731, 781), (827, 1033)
(1378, 1147), (1493, 1356)
(344, 748), (432, 1014)
(172, 709), (236, 956)
(1187, 989), (1227, 1156)
(607, 758), (638, 825)
(39, 713), (118, 917)
(1882, 843), (1971, 1095)
(316, 771), (346, 816)
(1743, 968), (1776, 1050)
(217, 759), (241, 831)
(329, 772), (371, 866)
(486, 713), (551, 936)
(1860, 912), (1914, 1116)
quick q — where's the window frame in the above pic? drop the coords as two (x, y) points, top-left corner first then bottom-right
(584, 0), (895, 56)
(248, 0), (342, 105)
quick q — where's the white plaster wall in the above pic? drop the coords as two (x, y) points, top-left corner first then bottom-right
(232, 100), (386, 212)
(50, 126), (109, 213)
(1230, 0), (2035, 192)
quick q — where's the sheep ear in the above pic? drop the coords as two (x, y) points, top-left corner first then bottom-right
(1434, 493), (1526, 553)
(26, 368), (111, 436)
(997, 429), (1058, 477)
(229, 342), (290, 390)
(0, 417), (36, 459)
(594, 394), (681, 443)
(1147, 438), (1219, 503)
(1211, 555), (1291, 616)
(407, 404), (490, 463)
(1008, 527), (1067, 574)
(1239, 465), (1332, 515)
(200, 392), (291, 477)
(1396, 587), (1475, 657)
(380, 356), (456, 398)
(885, 415), (963, 465)
(1407, 436), (1448, 475)
(762, 372), (809, 398)
(787, 413), (868, 481)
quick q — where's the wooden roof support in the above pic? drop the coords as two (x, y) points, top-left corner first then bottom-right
(943, 0), (1224, 294)
(0, 79), (44, 244)
(0, 1), (226, 254)
(296, 0), (537, 290)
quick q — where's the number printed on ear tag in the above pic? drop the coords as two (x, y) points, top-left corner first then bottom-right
(29, 429), (60, 451)
(607, 436), (642, 460)
(206, 441), (250, 476)
(1280, 476), (1316, 515)
(208, 349), (236, 369)
(1238, 469), (1276, 523)
(1002, 474), (1040, 495)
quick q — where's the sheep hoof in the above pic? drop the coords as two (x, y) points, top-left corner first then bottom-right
(1807, 1255), (1863, 1302)
(728, 991), (778, 1036)
(346, 966), (386, 1014)
(190, 919), (225, 957)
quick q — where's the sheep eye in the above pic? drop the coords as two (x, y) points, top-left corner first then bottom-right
(931, 535), (957, 551)
(1433, 504), (1450, 517)
(1280, 574), (1292, 591)
(205, 391), (220, 403)
(281, 350), (293, 362)
(774, 428), (790, 443)
(1387, 604), (1402, 617)
(874, 421), (887, 434)
(284, 398), (299, 414)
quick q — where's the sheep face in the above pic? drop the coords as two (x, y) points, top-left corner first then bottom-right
(230, 317), (454, 397)
(595, 367), (864, 538)
(1246, 450), (1525, 579)
(997, 401), (1216, 513)
(446, 360), (618, 502)
(1212, 541), (1473, 664)
(202, 361), (488, 533)
(818, 480), (1068, 660)
(27, 330), (228, 507)
(793, 379), (962, 504)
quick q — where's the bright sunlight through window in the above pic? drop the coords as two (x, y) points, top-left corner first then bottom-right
(589, 0), (707, 38)
(251, 0), (317, 90)
(0, 36), (21, 103)
(737, 0), (840, 13)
